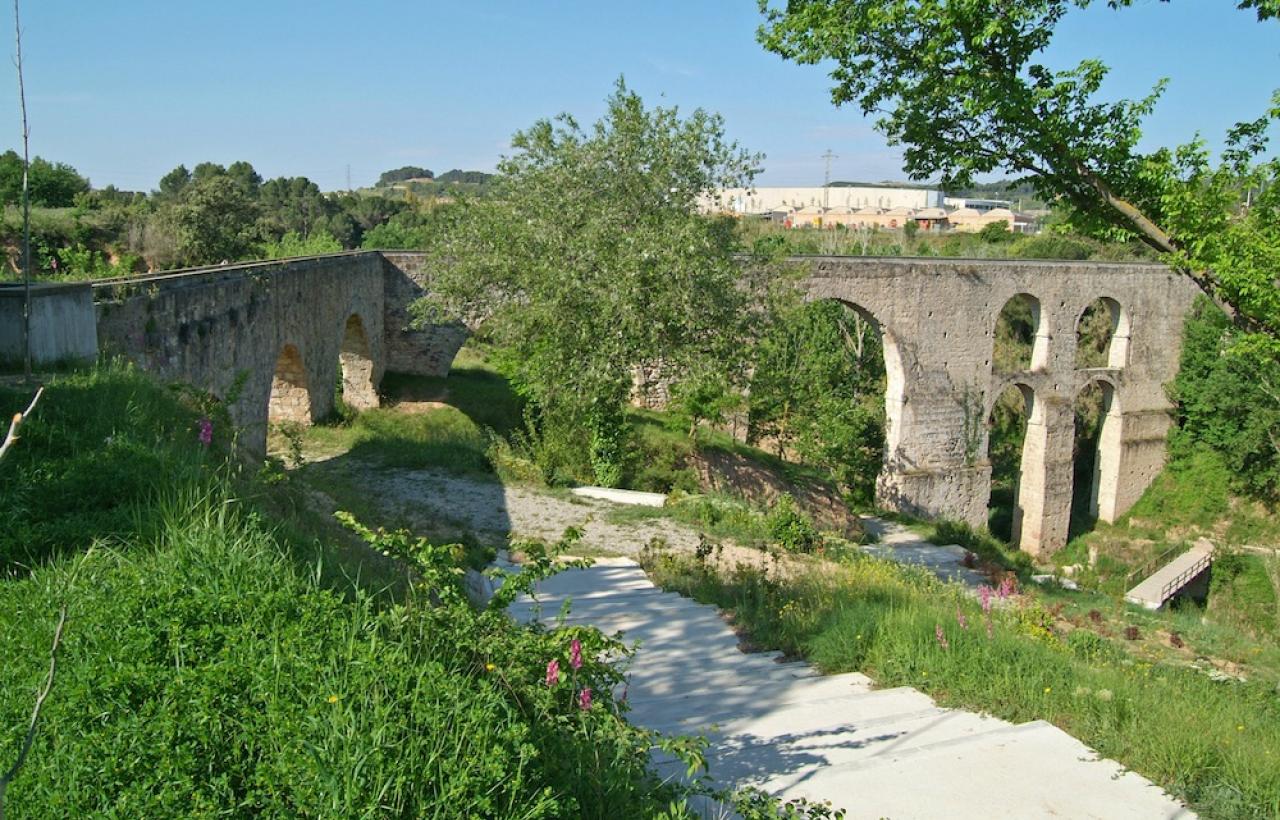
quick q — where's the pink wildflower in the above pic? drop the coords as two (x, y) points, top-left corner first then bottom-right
(997, 575), (1016, 599)
(578, 687), (593, 710)
(978, 585), (993, 613)
(198, 417), (213, 447)
(956, 609), (968, 631)
(935, 623), (949, 650)
(545, 658), (560, 687)
(569, 638), (583, 671)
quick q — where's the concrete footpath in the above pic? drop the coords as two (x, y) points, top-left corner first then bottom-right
(510, 558), (1193, 819)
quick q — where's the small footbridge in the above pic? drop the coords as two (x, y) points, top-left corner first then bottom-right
(1124, 539), (1216, 610)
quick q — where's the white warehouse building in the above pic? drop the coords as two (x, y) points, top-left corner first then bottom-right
(704, 185), (945, 215)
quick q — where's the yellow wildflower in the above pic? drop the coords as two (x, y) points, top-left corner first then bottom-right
(485, 662), (497, 672)
(327, 694), (339, 704)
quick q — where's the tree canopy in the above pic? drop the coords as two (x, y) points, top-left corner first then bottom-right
(758, 0), (1280, 342)
(0, 150), (90, 207)
(377, 166), (434, 186)
(416, 79), (760, 485)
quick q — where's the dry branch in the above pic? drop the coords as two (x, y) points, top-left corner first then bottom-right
(0, 385), (43, 463)
(0, 603), (68, 820)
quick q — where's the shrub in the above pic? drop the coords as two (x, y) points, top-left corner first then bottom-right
(767, 493), (822, 553)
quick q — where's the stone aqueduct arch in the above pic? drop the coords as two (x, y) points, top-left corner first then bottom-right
(85, 252), (1197, 554)
(801, 257), (1199, 554)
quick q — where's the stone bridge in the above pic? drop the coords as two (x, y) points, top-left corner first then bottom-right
(87, 251), (464, 455)
(7, 252), (1199, 554)
(801, 256), (1198, 554)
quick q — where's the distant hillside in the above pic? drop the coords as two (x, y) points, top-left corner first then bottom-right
(950, 179), (1048, 209)
(436, 169), (493, 185)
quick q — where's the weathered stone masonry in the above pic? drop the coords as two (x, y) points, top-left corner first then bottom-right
(17, 251), (1197, 555)
(91, 251), (463, 455)
(800, 257), (1199, 554)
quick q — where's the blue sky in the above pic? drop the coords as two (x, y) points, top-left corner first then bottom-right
(3, 1), (1276, 192)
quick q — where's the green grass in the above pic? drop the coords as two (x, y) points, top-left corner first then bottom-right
(642, 546), (1280, 819)
(301, 404), (496, 474)
(0, 364), (706, 818)
(607, 492), (775, 547)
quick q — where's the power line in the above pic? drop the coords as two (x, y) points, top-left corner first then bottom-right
(821, 148), (838, 211)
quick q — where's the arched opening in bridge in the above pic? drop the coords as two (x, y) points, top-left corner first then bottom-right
(268, 343), (312, 426)
(986, 383), (1035, 544)
(993, 294), (1047, 372)
(1070, 380), (1121, 536)
(339, 314), (379, 412)
(745, 298), (901, 506)
(1075, 297), (1129, 369)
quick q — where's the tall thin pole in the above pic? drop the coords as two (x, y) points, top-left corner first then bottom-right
(821, 148), (837, 212)
(14, 0), (31, 381)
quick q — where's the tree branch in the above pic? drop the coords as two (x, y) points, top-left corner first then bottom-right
(0, 603), (68, 820)
(0, 385), (43, 463)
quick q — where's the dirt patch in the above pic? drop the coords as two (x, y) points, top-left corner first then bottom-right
(688, 449), (864, 540)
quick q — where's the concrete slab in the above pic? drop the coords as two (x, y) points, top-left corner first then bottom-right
(755, 720), (1193, 819)
(496, 555), (1192, 818)
(570, 486), (668, 507)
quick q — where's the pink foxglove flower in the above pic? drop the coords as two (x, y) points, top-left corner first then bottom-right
(569, 638), (583, 671)
(545, 658), (560, 687)
(198, 417), (213, 447)
(935, 623), (949, 650)
(956, 609), (968, 630)
(578, 687), (592, 710)
(979, 585), (993, 613)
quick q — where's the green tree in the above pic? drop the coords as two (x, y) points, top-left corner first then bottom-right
(171, 176), (260, 264)
(757, 1), (1280, 341)
(417, 79), (759, 485)
(748, 296), (886, 502)
(0, 150), (90, 207)
(377, 166), (434, 186)
(156, 164), (192, 201)
(261, 230), (343, 259)
(257, 176), (335, 241)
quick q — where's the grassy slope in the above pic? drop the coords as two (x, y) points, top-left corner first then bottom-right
(0, 366), (682, 818)
(642, 547), (1280, 819)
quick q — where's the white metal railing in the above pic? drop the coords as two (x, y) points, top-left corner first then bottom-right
(1158, 551), (1214, 603)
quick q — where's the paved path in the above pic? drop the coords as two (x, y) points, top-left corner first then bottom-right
(860, 516), (988, 588)
(1125, 539), (1215, 610)
(511, 558), (1192, 819)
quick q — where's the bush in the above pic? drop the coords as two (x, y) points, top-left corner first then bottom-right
(767, 493), (822, 553)
(1011, 233), (1094, 260)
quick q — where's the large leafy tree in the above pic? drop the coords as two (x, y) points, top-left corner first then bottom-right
(749, 297), (886, 503)
(0, 150), (90, 207)
(418, 79), (760, 485)
(758, 1), (1280, 342)
(170, 175), (260, 265)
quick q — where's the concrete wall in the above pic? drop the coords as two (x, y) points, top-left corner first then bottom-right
(0, 283), (98, 365)
(799, 256), (1200, 554)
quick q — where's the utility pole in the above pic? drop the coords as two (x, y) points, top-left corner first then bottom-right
(13, 0), (31, 381)
(821, 148), (838, 212)
(346, 164), (352, 192)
